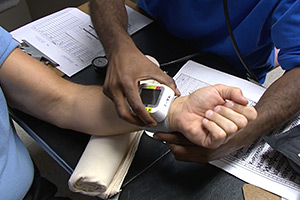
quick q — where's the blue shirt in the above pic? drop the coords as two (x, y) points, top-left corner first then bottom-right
(138, 0), (300, 83)
(0, 26), (34, 200)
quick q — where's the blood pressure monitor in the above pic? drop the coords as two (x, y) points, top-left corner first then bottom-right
(139, 83), (175, 122)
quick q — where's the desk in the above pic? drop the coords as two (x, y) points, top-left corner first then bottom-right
(9, 3), (249, 200)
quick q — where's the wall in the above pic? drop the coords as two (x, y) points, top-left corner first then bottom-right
(0, 0), (88, 31)
(0, 0), (31, 31)
(26, 0), (87, 20)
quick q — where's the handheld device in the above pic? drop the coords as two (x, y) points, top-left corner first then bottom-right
(139, 83), (175, 122)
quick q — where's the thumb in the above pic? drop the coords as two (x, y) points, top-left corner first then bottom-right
(144, 55), (181, 96)
(215, 84), (248, 106)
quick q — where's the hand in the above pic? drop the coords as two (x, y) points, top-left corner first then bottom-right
(103, 48), (180, 126)
(167, 84), (257, 148)
(153, 127), (257, 163)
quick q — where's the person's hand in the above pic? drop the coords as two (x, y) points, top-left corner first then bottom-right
(167, 84), (257, 148)
(153, 126), (257, 163)
(103, 48), (180, 126)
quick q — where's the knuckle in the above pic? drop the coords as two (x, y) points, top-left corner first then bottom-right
(130, 103), (143, 114)
(249, 108), (258, 120)
(238, 117), (248, 128)
(213, 130), (227, 140)
(116, 107), (130, 121)
(169, 144), (179, 153)
(184, 126), (198, 138)
(237, 88), (243, 94)
(170, 146), (186, 161)
(215, 84), (223, 88)
(119, 113), (130, 121)
(166, 78), (177, 87)
(228, 124), (238, 134)
(119, 76), (132, 86)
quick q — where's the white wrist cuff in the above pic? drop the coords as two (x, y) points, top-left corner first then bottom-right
(141, 116), (171, 133)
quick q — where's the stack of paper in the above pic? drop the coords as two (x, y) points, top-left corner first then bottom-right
(11, 7), (152, 76)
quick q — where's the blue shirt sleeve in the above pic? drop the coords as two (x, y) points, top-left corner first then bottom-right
(0, 26), (20, 67)
(271, 1), (300, 71)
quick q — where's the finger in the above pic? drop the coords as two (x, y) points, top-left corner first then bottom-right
(153, 132), (193, 145)
(202, 118), (227, 148)
(205, 109), (239, 136)
(213, 105), (249, 129)
(123, 82), (157, 126)
(168, 144), (210, 163)
(224, 100), (257, 121)
(148, 69), (181, 96)
(103, 74), (114, 100)
(111, 88), (145, 126)
(215, 84), (248, 105)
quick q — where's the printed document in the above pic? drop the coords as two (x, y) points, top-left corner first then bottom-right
(174, 61), (300, 200)
(11, 7), (152, 76)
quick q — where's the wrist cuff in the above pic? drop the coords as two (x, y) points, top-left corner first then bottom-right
(141, 116), (170, 133)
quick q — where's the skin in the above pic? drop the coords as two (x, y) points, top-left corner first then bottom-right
(168, 84), (257, 148)
(154, 67), (300, 162)
(1, 48), (257, 148)
(89, 0), (300, 162)
(1, 48), (137, 136)
(89, 0), (180, 127)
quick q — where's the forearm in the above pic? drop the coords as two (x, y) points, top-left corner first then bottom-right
(0, 48), (138, 136)
(239, 67), (300, 145)
(89, 0), (136, 59)
(56, 84), (139, 135)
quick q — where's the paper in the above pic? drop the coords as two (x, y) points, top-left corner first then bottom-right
(173, 60), (300, 200)
(11, 7), (152, 76)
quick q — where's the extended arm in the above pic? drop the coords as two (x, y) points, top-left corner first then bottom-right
(0, 48), (256, 142)
(0, 48), (138, 136)
(89, 0), (179, 126)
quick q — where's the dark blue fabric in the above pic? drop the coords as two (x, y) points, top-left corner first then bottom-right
(138, 0), (300, 83)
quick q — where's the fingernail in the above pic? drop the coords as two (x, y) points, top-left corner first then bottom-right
(226, 101), (234, 108)
(203, 118), (208, 124)
(214, 106), (221, 112)
(206, 110), (213, 117)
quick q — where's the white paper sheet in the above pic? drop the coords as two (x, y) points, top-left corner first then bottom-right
(174, 60), (300, 200)
(11, 6), (152, 76)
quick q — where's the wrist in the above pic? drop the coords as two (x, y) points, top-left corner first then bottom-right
(168, 96), (186, 132)
(105, 35), (136, 60)
(141, 95), (178, 133)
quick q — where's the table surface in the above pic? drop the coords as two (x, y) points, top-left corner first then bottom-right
(10, 17), (248, 200)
